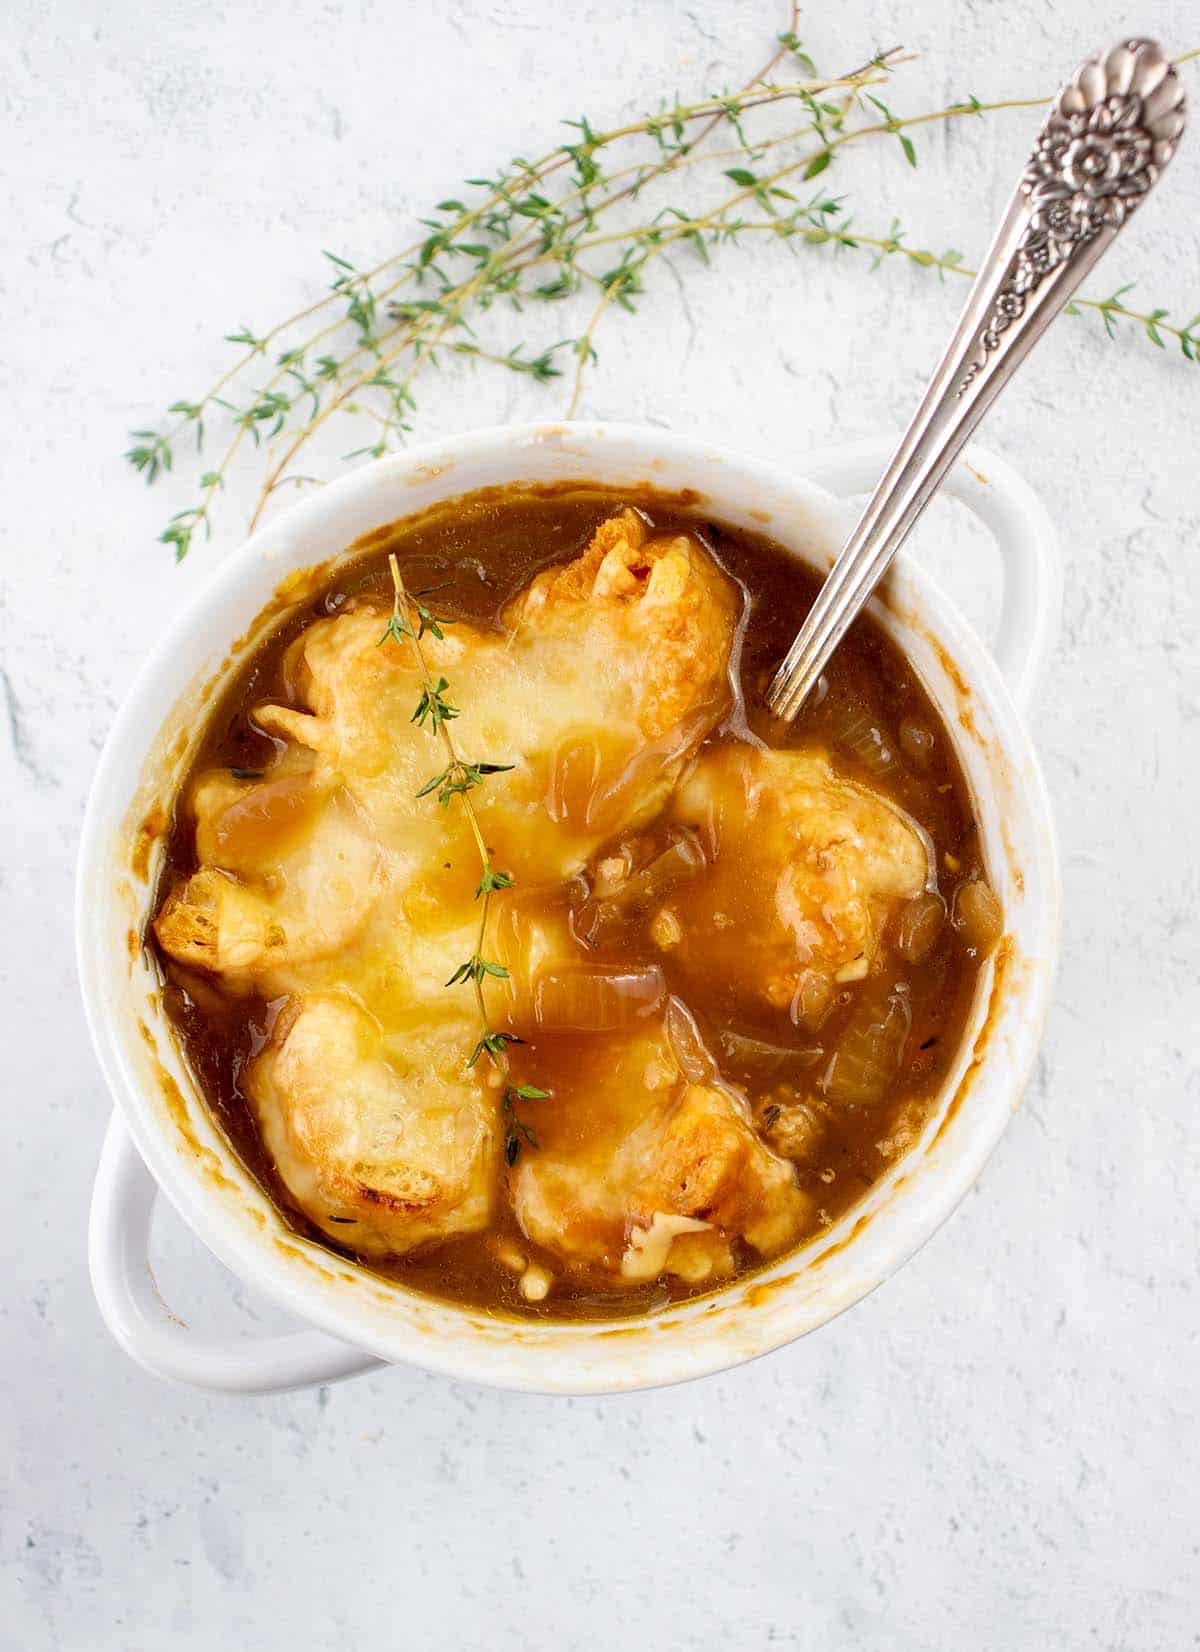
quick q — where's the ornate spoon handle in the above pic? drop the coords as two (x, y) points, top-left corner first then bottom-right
(767, 38), (1186, 722)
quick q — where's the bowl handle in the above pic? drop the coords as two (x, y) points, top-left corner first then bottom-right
(794, 437), (1062, 713)
(89, 1113), (385, 1395)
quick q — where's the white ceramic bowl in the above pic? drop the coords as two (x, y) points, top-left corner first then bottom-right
(81, 424), (1061, 1395)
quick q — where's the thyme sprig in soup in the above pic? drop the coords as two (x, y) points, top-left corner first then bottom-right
(150, 487), (1000, 1319)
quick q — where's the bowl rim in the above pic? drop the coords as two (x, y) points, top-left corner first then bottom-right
(78, 420), (1060, 1393)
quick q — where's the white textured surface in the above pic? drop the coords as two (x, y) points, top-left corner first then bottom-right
(3, 1), (1199, 1646)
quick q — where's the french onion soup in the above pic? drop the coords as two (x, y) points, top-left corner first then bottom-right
(150, 488), (1002, 1319)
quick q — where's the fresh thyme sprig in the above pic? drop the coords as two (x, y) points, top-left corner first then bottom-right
(379, 554), (548, 1164)
(128, 17), (1200, 556)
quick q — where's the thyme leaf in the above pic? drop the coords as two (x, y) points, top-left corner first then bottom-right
(416, 759), (514, 807)
(468, 1030), (523, 1068)
(411, 676), (459, 733)
(502, 1085), (551, 1164)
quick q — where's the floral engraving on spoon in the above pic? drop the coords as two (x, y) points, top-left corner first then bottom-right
(958, 38), (1186, 394)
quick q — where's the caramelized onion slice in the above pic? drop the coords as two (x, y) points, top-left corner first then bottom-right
(827, 700), (898, 779)
(952, 877), (1003, 957)
(201, 772), (317, 865)
(578, 830), (705, 945)
(718, 1030), (824, 1083)
(665, 996), (717, 1084)
(790, 967), (835, 1031)
(532, 965), (666, 1033)
(896, 891), (947, 965)
(898, 715), (936, 770)
(822, 985), (912, 1106)
(546, 736), (607, 826)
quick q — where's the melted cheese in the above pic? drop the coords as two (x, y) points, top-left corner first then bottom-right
(155, 514), (743, 1266)
(246, 996), (495, 1256)
(669, 745), (929, 1023)
(510, 1016), (810, 1282)
(155, 780), (382, 981)
(254, 507), (738, 882)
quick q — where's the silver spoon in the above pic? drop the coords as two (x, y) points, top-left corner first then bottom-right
(767, 37), (1186, 722)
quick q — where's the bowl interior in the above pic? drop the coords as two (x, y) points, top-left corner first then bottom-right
(78, 423), (1058, 1393)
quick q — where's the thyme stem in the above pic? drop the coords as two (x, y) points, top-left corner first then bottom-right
(381, 556), (547, 1163)
(386, 554), (496, 1026)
